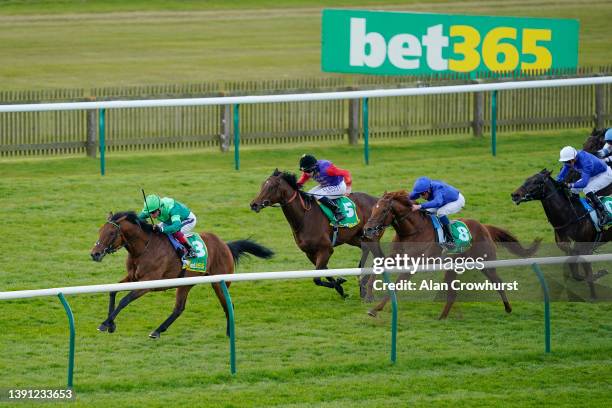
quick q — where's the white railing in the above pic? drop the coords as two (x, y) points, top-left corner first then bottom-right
(2, 253), (611, 388)
(0, 76), (610, 113)
(2, 253), (611, 300)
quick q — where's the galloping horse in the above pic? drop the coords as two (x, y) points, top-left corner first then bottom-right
(363, 191), (541, 319)
(583, 128), (608, 155)
(250, 169), (383, 298)
(511, 169), (612, 298)
(90, 211), (273, 339)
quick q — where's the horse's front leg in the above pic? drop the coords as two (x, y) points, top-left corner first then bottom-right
(438, 270), (458, 319)
(150, 285), (194, 339)
(98, 289), (150, 332)
(98, 276), (129, 333)
(368, 272), (410, 317)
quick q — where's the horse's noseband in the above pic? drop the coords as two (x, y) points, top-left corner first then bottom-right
(99, 220), (125, 255)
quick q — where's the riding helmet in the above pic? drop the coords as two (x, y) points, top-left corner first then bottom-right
(299, 154), (317, 171)
(412, 177), (432, 194)
(144, 194), (162, 212)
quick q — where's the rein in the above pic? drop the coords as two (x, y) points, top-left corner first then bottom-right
(103, 220), (152, 256)
(368, 201), (421, 237)
(266, 189), (312, 211)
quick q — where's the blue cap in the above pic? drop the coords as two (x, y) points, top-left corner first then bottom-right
(412, 177), (432, 194)
(604, 128), (612, 142)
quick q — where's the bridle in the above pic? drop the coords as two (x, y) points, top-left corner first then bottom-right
(96, 220), (124, 255)
(259, 179), (312, 211)
(519, 176), (589, 231)
(366, 199), (421, 237)
(97, 219), (152, 255)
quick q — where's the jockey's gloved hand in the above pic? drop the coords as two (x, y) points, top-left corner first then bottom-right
(152, 225), (163, 233)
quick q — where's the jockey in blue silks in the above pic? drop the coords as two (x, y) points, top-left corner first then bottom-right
(409, 177), (465, 249)
(595, 129), (612, 164)
(557, 145), (612, 225)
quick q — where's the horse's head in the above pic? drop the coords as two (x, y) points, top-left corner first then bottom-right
(583, 128), (607, 153)
(90, 211), (150, 262)
(511, 169), (564, 204)
(91, 212), (127, 262)
(250, 169), (300, 212)
(364, 191), (412, 239)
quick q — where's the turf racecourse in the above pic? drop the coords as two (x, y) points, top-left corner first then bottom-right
(1, 130), (611, 407)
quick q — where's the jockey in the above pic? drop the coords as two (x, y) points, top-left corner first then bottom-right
(595, 128), (612, 163)
(297, 154), (352, 222)
(409, 177), (465, 250)
(138, 194), (197, 260)
(557, 146), (612, 226)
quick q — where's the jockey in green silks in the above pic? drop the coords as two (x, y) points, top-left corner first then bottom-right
(138, 194), (197, 259)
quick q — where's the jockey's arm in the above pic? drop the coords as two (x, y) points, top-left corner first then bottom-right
(420, 192), (444, 210)
(296, 172), (311, 188)
(597, 143), (612, 158)
(326, 165), (352, 187)
(137, 211), (149, 221)
(556, 164), (570, 182)
(570, 160), (593, 189)
(159, 214), (182, 234)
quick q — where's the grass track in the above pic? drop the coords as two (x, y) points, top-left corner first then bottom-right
(1, 130), (611, 406)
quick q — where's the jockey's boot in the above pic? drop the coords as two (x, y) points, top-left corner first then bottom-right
(440, 216), (457, 251)
(173, 231), (197, 258)
(586, 192), (612, 226)
(319, 196), (345, 222)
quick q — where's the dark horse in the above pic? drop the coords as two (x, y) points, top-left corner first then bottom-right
(90, 211), (273, 339)
(511, 169), (612, 298)
(250, 169), (383, 299)
(582, 127), (609, 155)
(363, 191), (541, 319)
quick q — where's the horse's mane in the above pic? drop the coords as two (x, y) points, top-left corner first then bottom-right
(271, 169), (314, 203)
(111, 211), (154, 233)
(383, 190), (414, 207)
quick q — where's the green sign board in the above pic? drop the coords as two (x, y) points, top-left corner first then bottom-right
(322, 9), (579, 75)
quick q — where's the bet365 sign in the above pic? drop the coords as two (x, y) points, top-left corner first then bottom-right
(321, 10), (578, 75)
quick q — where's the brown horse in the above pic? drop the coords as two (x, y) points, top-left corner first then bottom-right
(250, 169), (383, 298)
(511, 169), (612, 298)
(363, 191), (541, 319)
(90, 211), (273, 339)
(583, 128), (608, 154)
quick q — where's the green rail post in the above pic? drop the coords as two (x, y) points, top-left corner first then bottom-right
(363, 97), (370, 165)
(57, 293), (75, 388)
(220, 280), (236, 374)
(233, 104), (240, 171)
(382, 272), (397, 363)
(491, 90), (497, 157)
(99, 108), (106, 176)
(531, 263), (551, 353)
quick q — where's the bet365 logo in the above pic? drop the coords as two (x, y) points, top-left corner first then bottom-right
(349, 18), (553, 72)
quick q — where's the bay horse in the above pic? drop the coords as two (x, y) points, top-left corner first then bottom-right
(90, 211), (273, 339)
(250, 169), (383, 299)
(363, 191), (541, 319)
(511, 169), (612, 298)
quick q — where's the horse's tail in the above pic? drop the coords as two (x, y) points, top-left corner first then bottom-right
(484, 224), (542, 257)
(226, 239), (274, 264)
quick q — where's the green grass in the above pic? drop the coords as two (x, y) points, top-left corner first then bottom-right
(0, 0), (610, 90)
(1, 130), (611, 407)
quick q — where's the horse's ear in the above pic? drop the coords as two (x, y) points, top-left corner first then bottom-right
(107, 211), (113, 220)
(272, 168), (280, 176)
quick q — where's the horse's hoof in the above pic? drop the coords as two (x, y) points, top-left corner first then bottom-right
(97, 324), (108, 332)
(505, 306), (513, 314)
(594, 269), (609, 280)
(149, 331), (160, 339)
(367, 310), (377, 318)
